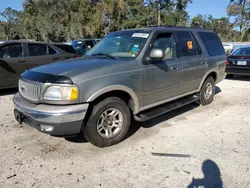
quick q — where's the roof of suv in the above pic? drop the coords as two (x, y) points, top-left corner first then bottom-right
(122, 26), (211, 32)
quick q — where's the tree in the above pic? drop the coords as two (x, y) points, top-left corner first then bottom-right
(227, 0), (250, 41)
(0, 7), (22, 40)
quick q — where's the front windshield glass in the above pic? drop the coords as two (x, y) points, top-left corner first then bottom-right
(86, 30), (151, 59)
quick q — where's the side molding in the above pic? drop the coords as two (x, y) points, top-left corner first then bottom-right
(87, 85), (140, 114)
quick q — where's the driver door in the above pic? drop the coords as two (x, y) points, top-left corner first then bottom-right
(140, 31), (183, 107)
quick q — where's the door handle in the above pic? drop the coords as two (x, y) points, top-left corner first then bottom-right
(17, 60), (26, 63)
(201, 61), (207, 65)
(171, 67), (179, 71)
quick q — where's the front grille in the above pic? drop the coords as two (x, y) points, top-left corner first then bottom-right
(19, 79), (42, 102)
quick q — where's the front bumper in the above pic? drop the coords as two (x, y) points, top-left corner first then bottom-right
(226, 66), (250, 76)
(13, 93), (89, 136)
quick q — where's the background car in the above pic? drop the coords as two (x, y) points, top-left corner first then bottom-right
(0, 40), (79, 89)
(72, 38), (101, 56)
(226, 46), (250, 78)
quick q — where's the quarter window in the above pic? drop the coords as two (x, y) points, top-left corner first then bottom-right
(0, 44), (23, 58)
(28, 43), (47, 56)
(48, 46), (57, 55)
(198, 32), (225, 56)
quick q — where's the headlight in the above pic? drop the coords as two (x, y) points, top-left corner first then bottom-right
(43, 85), (79, 101)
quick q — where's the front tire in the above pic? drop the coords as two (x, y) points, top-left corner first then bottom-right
(84, 97), (131, 147)
(199, 76), (215, 106)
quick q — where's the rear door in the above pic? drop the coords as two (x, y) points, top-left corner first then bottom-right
(0, 43), (26, 88)
(175, 31), (207, 92)
(23, 43), (60, 70)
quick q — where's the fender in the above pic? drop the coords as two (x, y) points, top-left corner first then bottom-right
(87, 85), (140, 114)
(198, 68), (219, 91)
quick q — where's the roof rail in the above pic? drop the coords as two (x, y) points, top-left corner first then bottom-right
(146, 25), (206, 29)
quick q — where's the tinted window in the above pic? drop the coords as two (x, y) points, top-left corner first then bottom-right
(48, 46), (57, 55)
(198, 32), (225, 56)
(176, 31), (197, 57)
(0, 44), (23, 58)
(152, 33), (177, 60)
(85, 40), (95, 48)
(72, 40), (85, 49)
(28, 43), (47, 56)
(55, 44), (76, 54)
(191, 33), (203, 55)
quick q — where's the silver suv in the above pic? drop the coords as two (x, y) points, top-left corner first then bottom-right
(13, 26), (226, 147)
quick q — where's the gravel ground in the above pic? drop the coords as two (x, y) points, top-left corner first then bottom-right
(0, 77), (250, 188)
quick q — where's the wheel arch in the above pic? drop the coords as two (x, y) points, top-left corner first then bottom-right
(86, 85), (140, 114)
(198, 70), (218, 91)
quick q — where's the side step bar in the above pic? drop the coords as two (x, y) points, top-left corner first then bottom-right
(134, 95), (199, 122)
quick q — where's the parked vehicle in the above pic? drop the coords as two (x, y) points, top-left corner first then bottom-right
(13, 26), (226, 147)
(72, 39), (101, 56)
(226, 46), (250, 78)
(53, 43), (78, 54)
(0, 40), (78, 89)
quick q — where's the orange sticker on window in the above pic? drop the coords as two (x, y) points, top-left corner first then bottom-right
(187, 41), (193, 49)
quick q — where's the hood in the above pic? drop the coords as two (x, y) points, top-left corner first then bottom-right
(32, 57), (117, 75)
(28, 57), (136, 83)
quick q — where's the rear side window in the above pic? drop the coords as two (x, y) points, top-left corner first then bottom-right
(55, 44), (76, 54)
(198, 32), (225, 56)
(48, 46), (57, 55)
(28, 43), (47, 56)
(0, 44), (23, 58)
(176, 31), (197, 57)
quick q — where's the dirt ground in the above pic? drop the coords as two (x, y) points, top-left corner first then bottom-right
(0, 76), (250, 188)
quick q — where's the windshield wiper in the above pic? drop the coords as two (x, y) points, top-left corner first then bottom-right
(91, 53), (116, 60)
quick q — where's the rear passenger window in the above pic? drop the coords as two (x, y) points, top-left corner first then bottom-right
(48, 46), (57, 55)
(191, 33), (203, 55)
(198, 32), (225, 56)
(28, 43), (47, 56)
(176, 31), (197, 57)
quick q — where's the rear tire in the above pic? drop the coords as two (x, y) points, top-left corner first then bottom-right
(84, 97), (131, 148)
(198, 76), (215, 106)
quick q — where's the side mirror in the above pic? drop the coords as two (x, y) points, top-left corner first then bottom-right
(150, 49), (164, 61)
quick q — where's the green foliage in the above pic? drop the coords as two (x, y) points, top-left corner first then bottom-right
(0, 0), (247, 42)
(227, 0), (250, 41)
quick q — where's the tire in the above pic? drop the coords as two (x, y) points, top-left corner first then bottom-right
(198, 76), (215, 106)
(226, 74), (234, 79)
(84, 97), (131, 147)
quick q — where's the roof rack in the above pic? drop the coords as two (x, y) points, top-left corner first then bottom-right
(146, 25), (206, 29)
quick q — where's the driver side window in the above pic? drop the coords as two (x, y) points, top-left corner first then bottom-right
(152, 33), (177, 60)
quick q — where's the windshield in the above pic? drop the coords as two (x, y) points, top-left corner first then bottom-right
(86, 30), (151, 59)
(232, 47), (250, 56)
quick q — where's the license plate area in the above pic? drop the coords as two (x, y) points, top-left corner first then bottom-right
(237, 61), (247, 65)
(14, 109), (24, 124)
